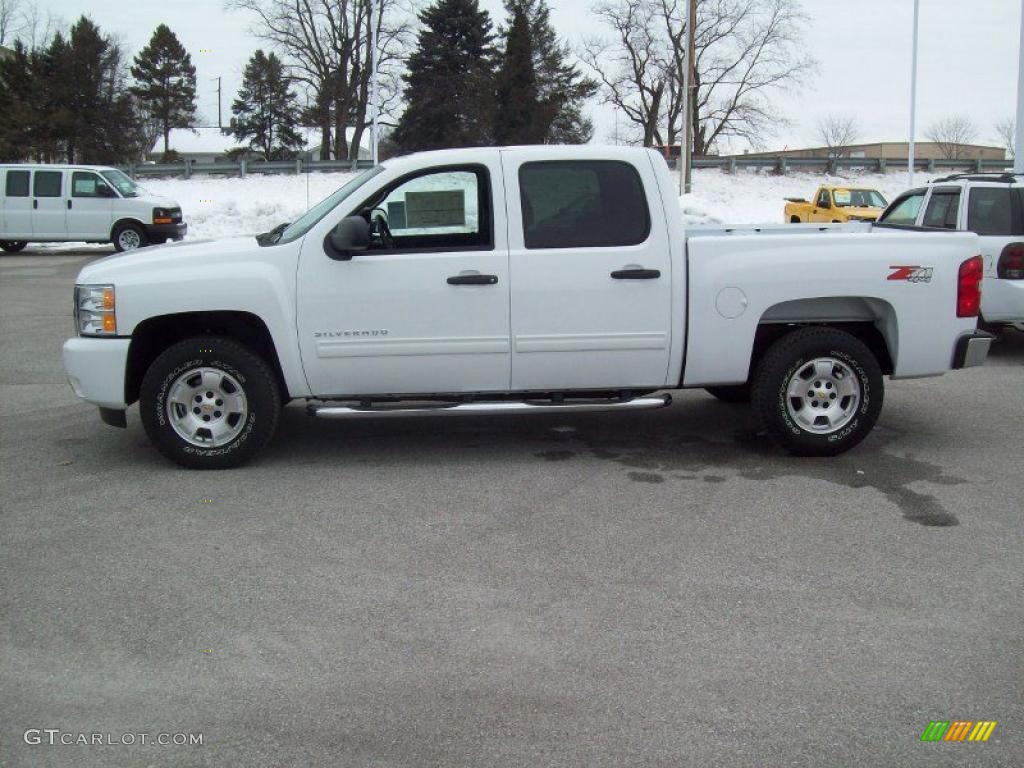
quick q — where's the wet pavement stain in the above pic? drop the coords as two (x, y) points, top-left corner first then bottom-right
(562, 424), (966, 527)
(627, 471), (664, 483)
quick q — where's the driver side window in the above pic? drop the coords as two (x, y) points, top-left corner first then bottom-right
(362, 166), (491, 252)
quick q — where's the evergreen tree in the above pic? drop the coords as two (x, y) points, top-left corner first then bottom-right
(494, 5), (541, 144)
(130, 24), (197, 156)
(503, 0), (596, 143)
(393, 0), (496, 152)
(227, 49), (303, 160)
(0, 41), (41, 160)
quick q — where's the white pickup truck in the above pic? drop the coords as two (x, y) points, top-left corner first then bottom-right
(62, 146), (992, 468)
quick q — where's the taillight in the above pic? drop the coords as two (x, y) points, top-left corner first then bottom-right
(997, 243), (1024, 279)
(957, 255), (983, 318)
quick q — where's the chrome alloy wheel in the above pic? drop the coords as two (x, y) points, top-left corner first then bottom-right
(117, 228), (142, 250)
(785, 357), (861, 434)
(166, 367), (248, 447)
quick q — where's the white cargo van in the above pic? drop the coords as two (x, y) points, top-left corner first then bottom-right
(0, 164), (186, 253)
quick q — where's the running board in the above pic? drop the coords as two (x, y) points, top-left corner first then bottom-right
(308, 394), (671, 419)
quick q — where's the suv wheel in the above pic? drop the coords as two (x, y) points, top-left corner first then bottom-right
(752, 327), (883, 456)
(140, 336), (281, 469)
(112, 222), (148, 252)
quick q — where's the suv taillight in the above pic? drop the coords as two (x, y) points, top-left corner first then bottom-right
(997, 243), (1024, 279)
(957, 255), (983, 318)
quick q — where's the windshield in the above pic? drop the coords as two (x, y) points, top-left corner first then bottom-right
(832, 189), (887, 208)
(276, 166), (385, 245)
(101, 169), (140, 198)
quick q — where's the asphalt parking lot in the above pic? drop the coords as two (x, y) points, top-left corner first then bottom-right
(1, 250), (1022, 767)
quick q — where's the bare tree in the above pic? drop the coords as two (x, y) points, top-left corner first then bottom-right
(817, 114), (858, 159)
(583, 0), (814, 152)
(925, 115), (978, 160)
(226, 0), (412, 163)
(0, 0), (23, 44)
(994, 116), (1015, 159)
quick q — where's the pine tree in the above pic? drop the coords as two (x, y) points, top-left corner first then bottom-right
(393, 0), (496, 152)
(130, 24), (197, 156)
(494, 5), (541, 144)
(228, 50), (303, 161)
(0, 42), (40, 160)
(503, 0), (596, 143)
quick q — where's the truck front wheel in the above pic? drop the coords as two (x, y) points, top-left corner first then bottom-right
(139, 336), (281, 469)
(752, 327), (883, 456)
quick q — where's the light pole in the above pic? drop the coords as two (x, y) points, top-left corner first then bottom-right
(370, 0), (380, 165)
(1015, 0), (1024, 173)
(908, 0), (920, 186)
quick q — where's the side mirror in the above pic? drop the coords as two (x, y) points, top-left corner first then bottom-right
(820, 199), (831, 209)
(97, 184), (116, 198)
(325, 215), (370, 261)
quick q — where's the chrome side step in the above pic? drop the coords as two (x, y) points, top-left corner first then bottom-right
(308, 393), (671, 419)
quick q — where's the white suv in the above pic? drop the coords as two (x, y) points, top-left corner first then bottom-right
(0, 164), (186, 253)
(879, 172), (1023, 329)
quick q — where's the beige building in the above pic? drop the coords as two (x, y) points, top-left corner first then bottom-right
(730, 141), (1006, 161)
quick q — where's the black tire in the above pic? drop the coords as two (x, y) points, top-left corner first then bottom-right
(705, 384), (751, 403)
(0, 241), (27, 253)
(752, 327), (883, 456)
(140, 336), (281, 469)
(112, 222), (148, 252)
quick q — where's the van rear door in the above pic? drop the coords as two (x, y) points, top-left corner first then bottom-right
(31, 169), (67, 239)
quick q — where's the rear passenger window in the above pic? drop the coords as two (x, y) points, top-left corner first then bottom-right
(519, 161), (650, 249)
(880, 190), (926, 225)
(5, 170), (29, 197)
(967, 188), (1013, 236)
(921, 190), (960, 229)
(33, 171), (63, 198)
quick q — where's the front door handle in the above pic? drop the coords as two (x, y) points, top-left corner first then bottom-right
(447, 274), (498, 285)
(611, 268), (661, 280)
(33, 199), (38, 209)
(67, 200), (72, 210)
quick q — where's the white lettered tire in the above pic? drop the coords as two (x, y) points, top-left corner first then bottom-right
(140, 336), (281, 469)
(752, 327), (883, 456)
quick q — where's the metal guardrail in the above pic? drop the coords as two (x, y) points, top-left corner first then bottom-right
(120, 154), (1012, 179)
(667, 155), (1013, 174)
(120, 157), (376, 179)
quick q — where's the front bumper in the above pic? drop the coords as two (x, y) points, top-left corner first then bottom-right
(952, 331), (994, 369)
(62, 336), (130, 409)
(143, 221), (187, 241)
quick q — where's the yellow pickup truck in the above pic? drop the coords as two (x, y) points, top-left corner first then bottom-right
(784, 185), (888, 223)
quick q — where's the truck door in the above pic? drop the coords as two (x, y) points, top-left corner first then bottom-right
(296, 157), (512, 397)
(503, 152), (672, 391)
(964, 184), (1021, 322)
(66, 171), (115, 240)
(810, 188), (832, 222)
(3, 170), (33, 238)
(30, 170), (67, 238)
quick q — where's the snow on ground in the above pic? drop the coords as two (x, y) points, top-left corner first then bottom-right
(36, 165), (942, 250)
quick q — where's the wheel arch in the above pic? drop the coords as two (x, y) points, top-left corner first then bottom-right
(126, 311), (290, 406)
(109, 217), (146, 241)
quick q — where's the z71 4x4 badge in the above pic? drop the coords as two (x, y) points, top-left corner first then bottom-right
(887, 265), (933, 283)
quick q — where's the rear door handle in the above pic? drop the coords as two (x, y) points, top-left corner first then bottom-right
(611, 268), (661, 280)
(67, 200), (72, 210)
(447, 274), (498, 285)
(33, 199), (38, 209)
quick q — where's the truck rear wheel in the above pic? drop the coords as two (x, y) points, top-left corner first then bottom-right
(752, 327), (883, 456)
(139, 336), (281, 469)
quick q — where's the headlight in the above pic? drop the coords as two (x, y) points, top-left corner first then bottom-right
(153, 207), (177, 225)
(75, 284), (117, 336)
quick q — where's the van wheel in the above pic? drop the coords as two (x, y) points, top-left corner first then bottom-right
(705, 384), (751, 403)
(112, 222), (148, 252)
(139, 336), (281, 469)
(752, 327), (883, 456)
(0, 241), (27, 253)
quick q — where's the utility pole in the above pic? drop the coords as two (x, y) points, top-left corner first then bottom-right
(681, 0), (695, 194)
(1015, 0), (1024, 173)
(212, 76), (222, 129)
(908, 0), (919, 186)
(370, 0), (380, 165)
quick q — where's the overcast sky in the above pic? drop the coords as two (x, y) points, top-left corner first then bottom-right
(35, 0), (1022, 152)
